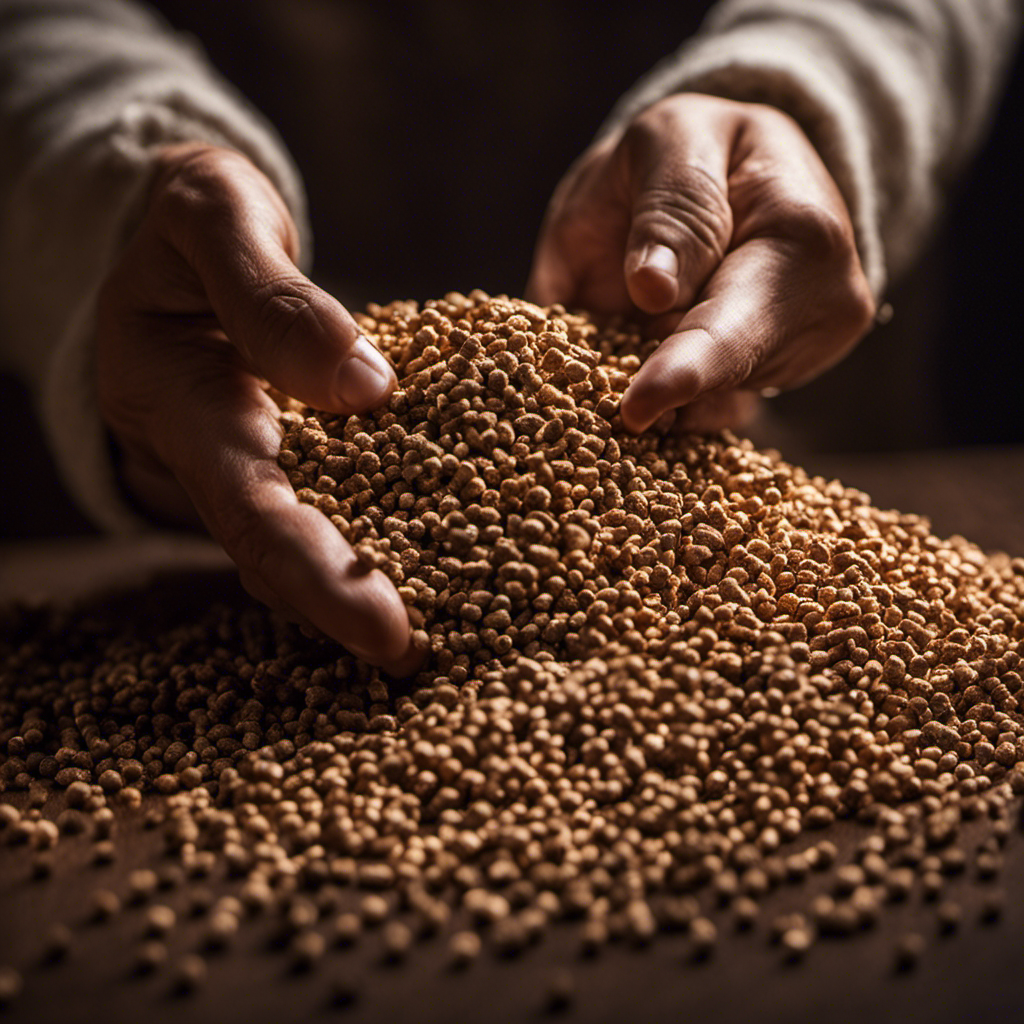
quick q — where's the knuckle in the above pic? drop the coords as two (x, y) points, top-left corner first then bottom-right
(618, 112), (732, 258)
(633, 175), (732, 260)
(151, 151), (232, 225)
(784, 201), (853, 264)
(843, 271), (877, 338)
(253, 284), (320, 353)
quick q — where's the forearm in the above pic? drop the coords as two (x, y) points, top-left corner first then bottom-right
(0, 0), (308, 529)
(600, 0), (1022, 298)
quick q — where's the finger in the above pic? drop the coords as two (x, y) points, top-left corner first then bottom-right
(525, 232), (577, 307)
(620, 111), (733, 316)
(672, 389), (763, 433)
(170, 370), (416, 673)
(619, 238), (796, 433)
(156, 149), (395, 414)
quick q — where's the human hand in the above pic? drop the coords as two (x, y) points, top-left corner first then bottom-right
(528, 93), (875, 432)
(96, 143), (418, 674)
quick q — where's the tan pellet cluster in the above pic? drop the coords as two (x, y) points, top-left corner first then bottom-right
(2, 292), (1024, 1010)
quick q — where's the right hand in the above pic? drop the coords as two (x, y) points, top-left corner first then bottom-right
(96, 143), (419, 674)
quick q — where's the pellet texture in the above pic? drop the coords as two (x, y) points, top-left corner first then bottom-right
(2, 292), (1024, 999)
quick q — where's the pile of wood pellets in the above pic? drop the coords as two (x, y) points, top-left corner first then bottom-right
(2, 291), (1024, 1012)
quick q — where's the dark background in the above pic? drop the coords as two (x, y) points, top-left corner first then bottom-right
(2, 1), (1022, 541)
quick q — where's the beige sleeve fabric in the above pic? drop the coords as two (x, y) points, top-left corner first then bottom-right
(600, 0), (1022, 300)
(0, 0), (310, 531)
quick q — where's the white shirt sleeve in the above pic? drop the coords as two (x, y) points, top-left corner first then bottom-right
(0, 0), (311, 531)
(599, 0), (1022, 300)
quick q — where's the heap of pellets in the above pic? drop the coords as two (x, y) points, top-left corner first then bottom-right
(277, 291), (677, 676)
(2, 292), (1024, 1006)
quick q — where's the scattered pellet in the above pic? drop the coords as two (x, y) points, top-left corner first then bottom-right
(290, 930), (326, 972)
(40, 924), (73, 965)
(380, 921), (413, 964)
(689, 918), (717, 960)
(448, 931), (482, 970)
(979, 891), (1006, 924)
(202, 911), (239, 951)
(579, 919), (608, 957)
(360, 895), (390, 928)
(143, 905), (176, 938)
(936, 901), (962, 935)
(780, 927), (814, 963)
(127, 869), (159, 904)
(895, 933), (926, 972)
(91, 840), (115, 866)
(31, 851), (54, 880)
(544, 969), (575, 1013)
(171, 954), (207, 995)
(4, 292), (1024, 1003)
(330, 913), (362, 948)
(732, 898), (760, 932)
(89, 888), (121, 923)
(134, 940), (169, 976)
(0, 966), (22, 1007)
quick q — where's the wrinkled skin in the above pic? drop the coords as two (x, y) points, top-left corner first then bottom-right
(96, 143), (418, 674)
(528, 93), (876, 433)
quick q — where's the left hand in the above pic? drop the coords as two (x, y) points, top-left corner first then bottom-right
(527, 93), (876, 433)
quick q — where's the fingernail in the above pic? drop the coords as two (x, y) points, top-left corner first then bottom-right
(640, 243), (679, 279)
(336, 337), (394, 410)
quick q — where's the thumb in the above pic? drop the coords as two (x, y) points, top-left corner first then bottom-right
(156, 147), (395, 413)
(620, 114), (733, 316)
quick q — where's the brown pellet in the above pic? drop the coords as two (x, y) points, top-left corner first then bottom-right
(330, 913), (362, 948)
(689, 917), (717, 960)
(544, 969), (575, 1012)
(380, 921), (413, 963)
(89, 888), (121, 923)
(895, 932), (926, 972)
(40, 924), (73, 965)
(134, 940), (169, 975)
(448, 930), (482, 969)
(171, 954), (207, 995)
(202, 911), (239, 951)
(290, 930), (326, 972)
(780, 927), (814, 963)
(936, 900), (962, 935)
(143, 904), (176, 937)
(0, 966), (22, 1007)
